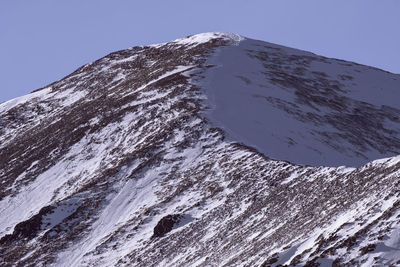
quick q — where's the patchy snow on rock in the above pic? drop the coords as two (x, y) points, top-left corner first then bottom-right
(1, 32), (400, 267)
(0, 87), (52, 115)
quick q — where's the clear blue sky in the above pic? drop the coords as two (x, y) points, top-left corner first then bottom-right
(1, 0), (399, 103)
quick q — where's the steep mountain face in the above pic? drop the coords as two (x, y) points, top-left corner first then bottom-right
(202, 38), (400, 166)
(0, 33), (400, 266)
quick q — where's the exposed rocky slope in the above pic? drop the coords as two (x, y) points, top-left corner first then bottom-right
(0, 33), (400, 266)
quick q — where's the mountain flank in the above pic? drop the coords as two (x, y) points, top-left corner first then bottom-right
(1, 33), (400, 266)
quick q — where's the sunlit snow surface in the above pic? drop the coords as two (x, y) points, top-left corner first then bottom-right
(1, 33), (400, 267)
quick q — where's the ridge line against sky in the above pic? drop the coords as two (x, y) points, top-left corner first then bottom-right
(1, 0), (399, 103)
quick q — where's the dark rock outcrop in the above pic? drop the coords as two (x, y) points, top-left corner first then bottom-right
(153, 214), (182, 238)
(0, 205), (54, 245)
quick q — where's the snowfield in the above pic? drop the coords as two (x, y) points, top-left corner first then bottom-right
(200, 36), (400, 166)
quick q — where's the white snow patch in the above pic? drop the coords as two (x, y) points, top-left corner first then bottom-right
(281, 171), (299, 184)
(173, 32), (244, 46)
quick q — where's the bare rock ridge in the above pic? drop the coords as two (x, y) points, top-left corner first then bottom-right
(0, 32), (400, 266)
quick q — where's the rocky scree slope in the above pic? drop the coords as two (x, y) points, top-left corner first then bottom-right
(0, 33), (400, 266)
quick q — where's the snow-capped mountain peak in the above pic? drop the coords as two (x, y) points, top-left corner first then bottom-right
(1, 33), (400, 266)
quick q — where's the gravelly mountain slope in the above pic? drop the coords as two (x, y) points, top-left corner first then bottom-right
(0, 33), (400, 267)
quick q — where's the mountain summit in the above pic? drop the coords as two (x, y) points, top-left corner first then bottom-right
(1, 32), (400, 266)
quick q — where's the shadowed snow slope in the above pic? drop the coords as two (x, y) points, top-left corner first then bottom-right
(0, 32), (400, 266)
(201, 37), (400, 166)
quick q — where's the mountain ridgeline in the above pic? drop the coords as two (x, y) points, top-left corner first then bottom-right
(1, 33), (400, 266)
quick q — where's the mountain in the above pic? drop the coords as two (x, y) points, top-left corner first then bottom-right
(1, 32), (400, 266)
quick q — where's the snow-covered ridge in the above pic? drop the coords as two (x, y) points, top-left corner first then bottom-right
(0, 87), (53, 115)
(173, 32), (245, 46)
(148, 32), (245, 48)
